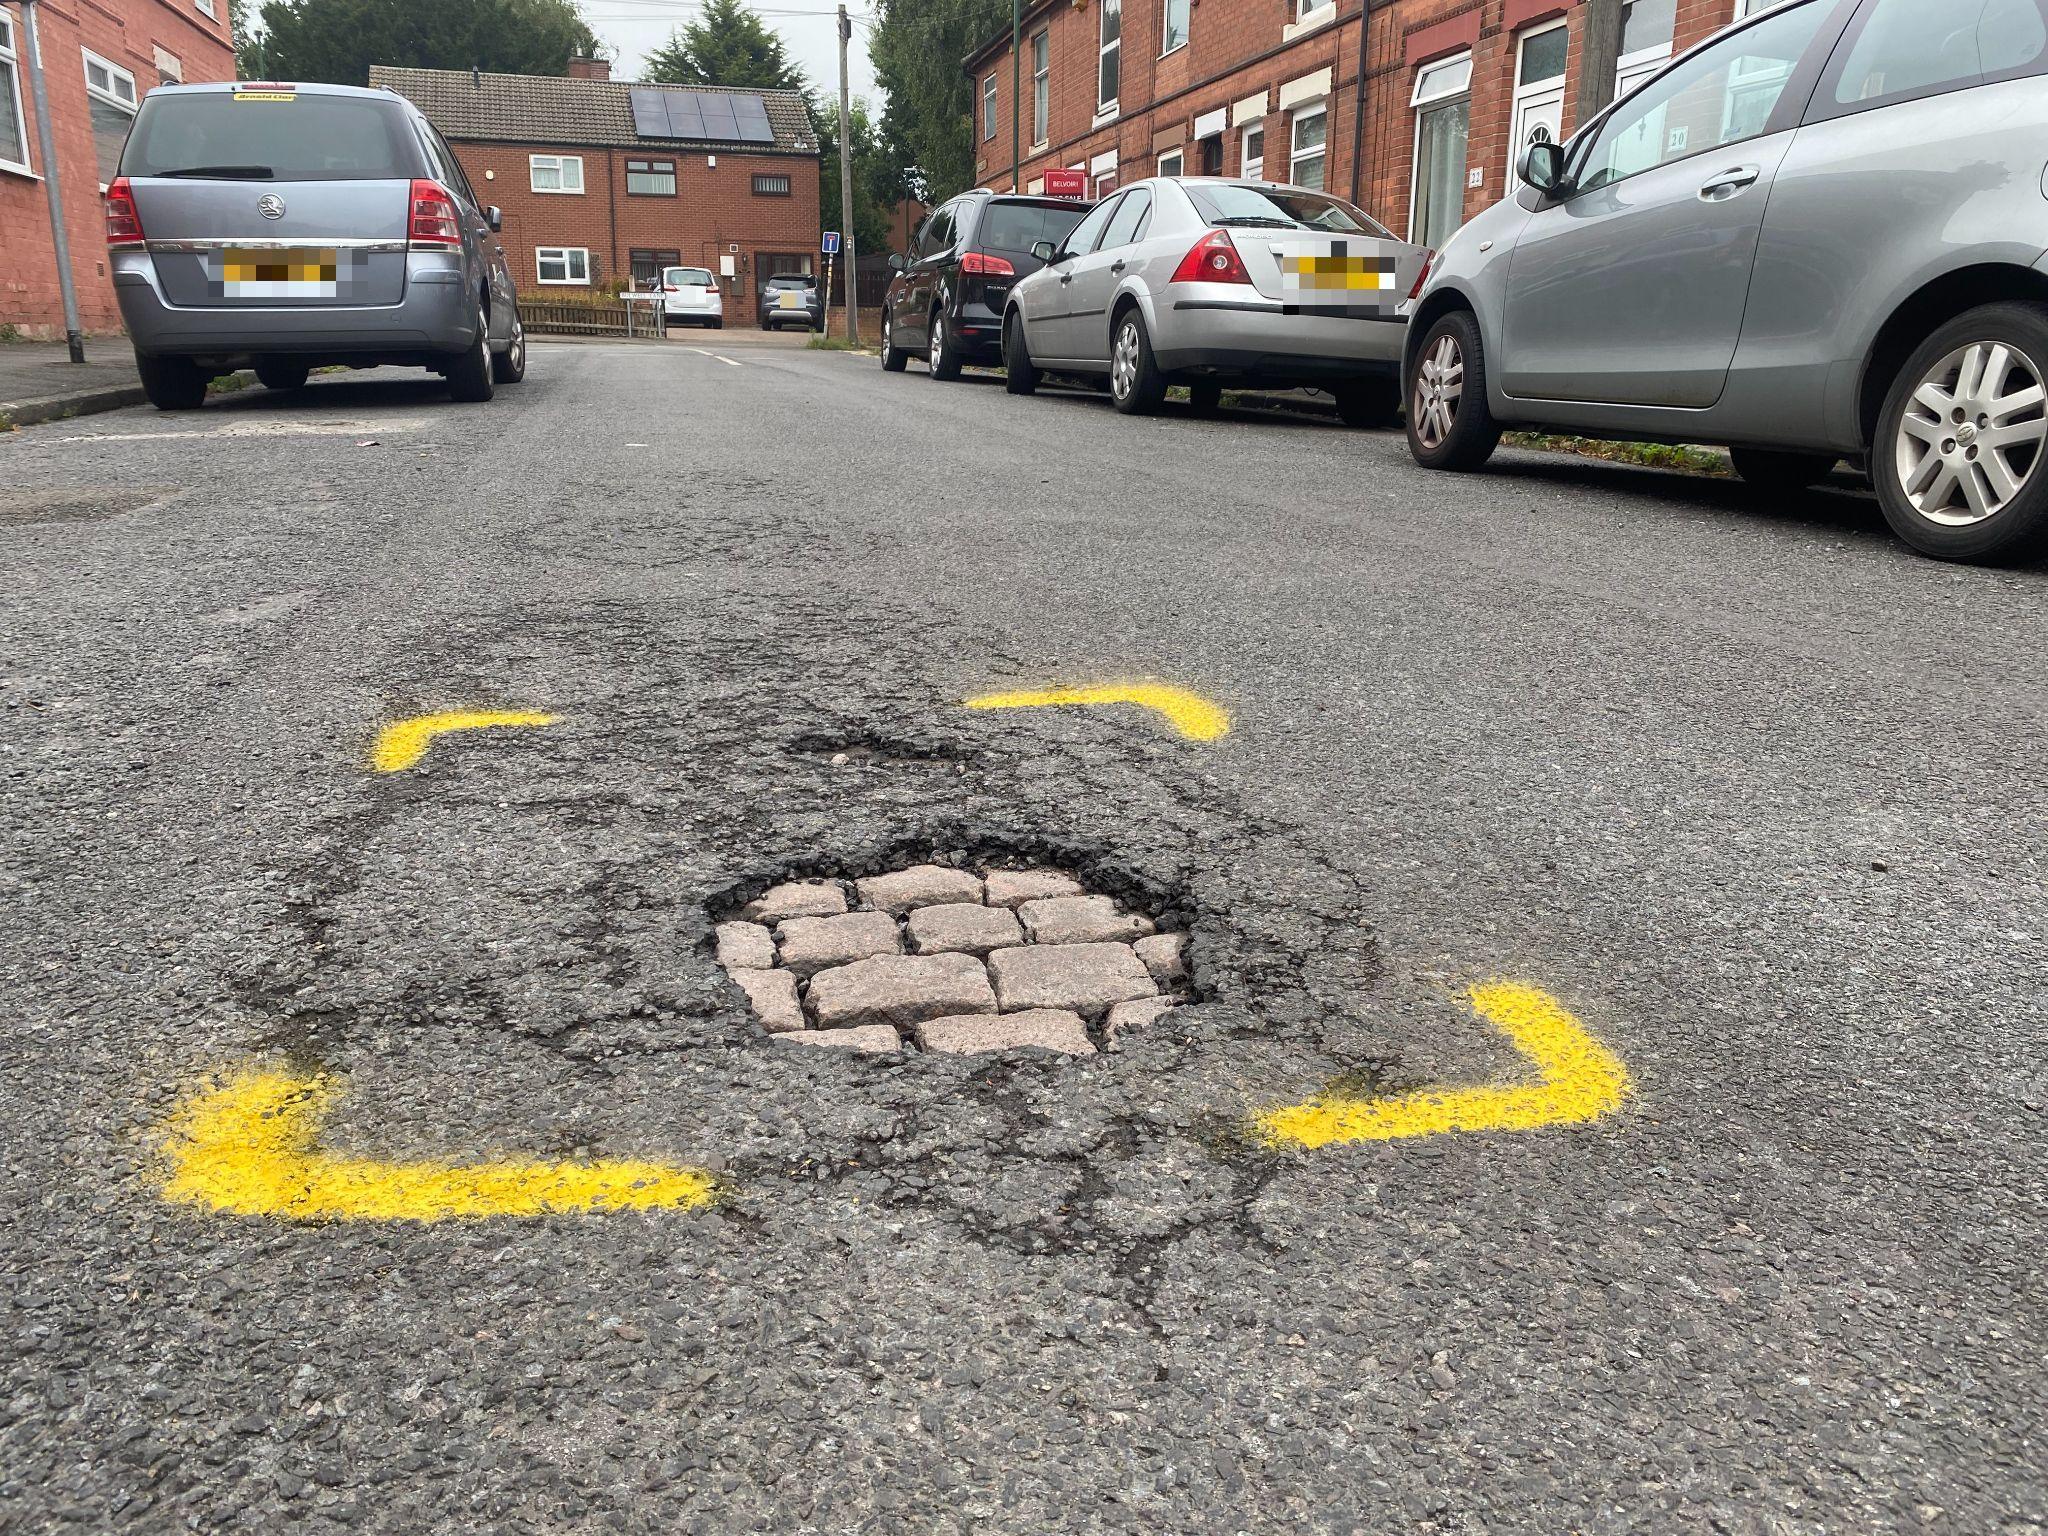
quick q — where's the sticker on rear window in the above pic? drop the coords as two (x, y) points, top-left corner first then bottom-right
(232, 91), (297, 102)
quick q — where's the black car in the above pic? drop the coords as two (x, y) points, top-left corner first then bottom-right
(880, 191), (1089, 378)
(758, 272), (823, 332)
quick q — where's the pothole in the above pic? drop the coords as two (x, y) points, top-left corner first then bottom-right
(714, 859), (1197, 1056)
(0, 484), (174, 527)
(788, 732), (975, 772)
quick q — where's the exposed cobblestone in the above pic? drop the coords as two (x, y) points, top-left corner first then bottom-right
(776, 910), (902, 978)
(806, 952), (998, 1029)
(1019, 894), (1155, 945)
(714, 921), (776, 971)
(730, 967), (804, 1032)
(1134, 931), (1189, 989)
(907, 902), (1024, 957)
(855, 864), (985, 913)
(987, 942), (1157, 1019)
(742, 879), (848, 922)
(1106, 996), (1178, 1047)
(914, 1009), (1095, 1056)
(983, 868), (1085, 908)
(775, 1024), (903, 1053)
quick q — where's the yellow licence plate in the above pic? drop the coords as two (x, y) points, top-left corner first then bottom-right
(778, 291), (803, 308)
(1281, 254), (1396, 292)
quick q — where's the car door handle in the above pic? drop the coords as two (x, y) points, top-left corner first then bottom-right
(1060, 274), (1073, 284)
(1109, 260), (1126, 274)
(1698, 165), (1761, 201)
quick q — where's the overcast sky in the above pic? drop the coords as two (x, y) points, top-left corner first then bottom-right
(573, 0), (881, 110)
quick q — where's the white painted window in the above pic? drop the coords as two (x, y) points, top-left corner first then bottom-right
(82, 51), (138, 188)
(1410, 53), (1471, 249)
(1299, 0), (1333, 19)
(1162, 0), (1189, 55)
(1240, 122), (1263, 180)
(1031, 31), (1049, 146)
(1288, 104), (1326, 191)
(535, 247), (590, 284)
(1156, 147), (1183, 177)
(983, 73), (997, 139)
(1734, 0), (1774, 13)
(0, 15), (30, 177)
(1509, 22), (1568, 188)
(196, 0), (217, 16)
(1098, 0), (1121, 109)
(529, 153), (584, 193)
(1617, 0), (1677, 96)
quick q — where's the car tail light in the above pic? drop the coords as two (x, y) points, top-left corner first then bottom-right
(105, 177), (144, 247)
(663, 284), (677, 293)
(960, 251), (1015, 277)
(240, 82), (298, 92)
(1408, 249), (1437, 301)
(1170, 229), (1250, 285)
(407, 179), (461, 247)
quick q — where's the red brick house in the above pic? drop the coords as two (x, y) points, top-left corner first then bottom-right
(1, 0), (235, 337)
(372, 59), (821, 325)
(967, 0), (1769, 248)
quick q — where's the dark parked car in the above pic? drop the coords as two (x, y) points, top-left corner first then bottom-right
(879, 190), (1090, 378)
(758, 272), (823, 331)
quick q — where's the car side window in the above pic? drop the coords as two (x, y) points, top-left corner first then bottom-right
(429, 127), (481, 209)
(1574, 1), (1828, 193)
(922, 205), (957, 258)
(1099, 187), (1152, 249)
(1061, 194), (1121, 257)
(1821, 0), (2047, 117)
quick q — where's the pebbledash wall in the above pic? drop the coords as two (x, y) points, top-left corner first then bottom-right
(968, 0), (1775, 249)
(1, 0), (235, 336)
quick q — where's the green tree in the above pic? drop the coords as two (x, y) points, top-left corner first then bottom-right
(643, 0), (809, 95)
(818, 98), (907, 257)
(256, 0), (602, 88)
(868, 0), (1006, 202)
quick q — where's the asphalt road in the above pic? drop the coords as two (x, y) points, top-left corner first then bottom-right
(3, 338), (2043, 1535)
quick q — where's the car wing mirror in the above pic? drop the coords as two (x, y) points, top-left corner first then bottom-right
(887, 253), (906, 272)
(485, 205), (502, 232)
(1032, 240), (1057, 263)
(1518, 141), (1569, 197)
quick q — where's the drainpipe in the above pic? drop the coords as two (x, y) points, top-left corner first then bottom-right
(1009, 0), (1020, 193)
(19, 0), (86, 362)
(1347, 0), (1375, 209)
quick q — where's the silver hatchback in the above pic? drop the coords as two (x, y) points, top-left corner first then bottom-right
(107, 81), (524, 409)
(1407, 0), (2048, 562)
(1003, 178), (1429, 424)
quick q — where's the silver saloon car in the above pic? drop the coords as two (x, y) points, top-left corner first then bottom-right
(108, 81), (524, 410)
(1406, 0), (2048, 563)
(1002, 178), (1429, 424)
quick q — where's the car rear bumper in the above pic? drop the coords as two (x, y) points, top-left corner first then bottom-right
(113, 249), (476, 364)
(1157, 297), (1406, 380)
(949, 296), (1006, 361)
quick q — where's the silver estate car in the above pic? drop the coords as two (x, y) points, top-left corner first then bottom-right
(1002, 178), (1430, 424)
(107, 81), (524, 410)
(1406, 0), (2048, 563)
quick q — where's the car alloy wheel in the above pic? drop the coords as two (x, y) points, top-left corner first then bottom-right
(509, 322), (525, 373)
(1112, 319), (1140, 402)
(1894, 339), (2048, 527)
(929, 317), (944, 371)
(1412, 334), (1463, 451)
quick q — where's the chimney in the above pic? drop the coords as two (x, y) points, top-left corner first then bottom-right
(567, 56), (611, 81)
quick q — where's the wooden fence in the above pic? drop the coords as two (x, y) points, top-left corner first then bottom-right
(516, 296), (634, 337)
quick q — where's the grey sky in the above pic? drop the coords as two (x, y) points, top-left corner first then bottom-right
(573, 0), (881, 109)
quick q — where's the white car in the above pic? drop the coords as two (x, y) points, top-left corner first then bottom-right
(661, 266), (723, 330)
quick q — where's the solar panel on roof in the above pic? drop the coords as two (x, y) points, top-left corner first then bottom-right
(627, 86), (672, 138)
(666, 93), (705, 136)
(732, 95), (774, 143)
(697, 92), (740, 138)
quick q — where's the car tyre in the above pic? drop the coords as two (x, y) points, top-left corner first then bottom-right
(1188, 381), (1223, 416)
(255, 360), (310, 392)
(446, 301), (496, 403)
(492, 317), (527, 384)
(1873, 302), (2048, 562)
(1406, 310), (1499, 471)
(136, 353), (208, 411)
(1109, 309), (1167, 415)
(928, 310), (963, 380)
(880, 314), (908, 372)
(1334, 377), (1401, 430)
(711, 318), (724, 331)
(1003, 311), (1040, 396)
(1729, 446), (1835, 493)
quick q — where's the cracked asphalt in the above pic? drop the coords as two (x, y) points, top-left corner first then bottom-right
(2, 337), (2043, 1534)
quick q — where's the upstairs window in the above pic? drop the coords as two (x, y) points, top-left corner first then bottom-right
(626, 157), (675, 195)
(1163, 0), (1190, 54)
(0, 16), (29, 176)
(1031, 31), (1049, 146)
(529, 153), (584, 193)
(82, 50), (138, 188)
(1099, 0), (1121, 110)
(983, 73), (997, 139)
(752, 172), (791, 195)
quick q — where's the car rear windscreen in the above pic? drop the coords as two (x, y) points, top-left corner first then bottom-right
(979, 202), (1089, 256)
(666, 268), (715, 286)
(120, 92), (413, 181)
(1182, 183), (1392, 238)
(766, 275), (815, 287)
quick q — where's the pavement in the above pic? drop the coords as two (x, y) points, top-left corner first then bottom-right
(0, 339), (157, 428)
(1, 339), (2042, 1534)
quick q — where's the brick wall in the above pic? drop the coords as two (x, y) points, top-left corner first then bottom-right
(447, 137), (821, 326)
(1, 0), (236, 337)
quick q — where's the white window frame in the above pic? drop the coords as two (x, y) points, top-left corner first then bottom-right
(196, 0), (217, 17)
(1098, 0), (1121, 111)
(535, 247), (590, 285)
(1288, 103), (1326, 189)
(1285, 0), (1335, 40)
(1508, 21), (1568, 189)
(1156, 147), (1183, 177)
(0, 15), (31, 178)
(1733, 0), (1773, 14)
(529, 153), (585, 194)
(1161, 0), (1189, 57)
(1616, 0), (1676, 96)
(1030, 31), (1049, 149)
(983, 73), (997, 140)
(1409, 52), (1472, 247)
(82, 49), (138, 191)
(1240, 122), (1263, 181)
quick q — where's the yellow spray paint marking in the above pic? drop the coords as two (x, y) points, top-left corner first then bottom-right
(370, 709), (558, 773)
(964, 684), (1230, 742)
(1256, 982), (1632, 1150)
(159, 1070), (719, 1222)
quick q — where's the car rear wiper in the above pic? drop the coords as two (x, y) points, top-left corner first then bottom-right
(154, 164), (275, 179)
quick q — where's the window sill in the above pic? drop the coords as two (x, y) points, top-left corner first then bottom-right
(1029, 140), (1049, 155)
(1281, 6), (1334, 42)
(1158, 42), (1187, 61)
(530, 187), (586, 195)
(0, 161), (39, 182)
(535, 279), (591, 286)
(1092, 104), (1119, 127)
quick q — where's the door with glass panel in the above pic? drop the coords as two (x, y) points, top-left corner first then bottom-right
(1409, 54), (1471, 249)
(1510, 24), (1568, 192)
(1500, 1), (1830, 407)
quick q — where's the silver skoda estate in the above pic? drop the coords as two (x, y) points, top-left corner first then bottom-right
(1406, 0), (2048, 562)
(107, 81), (524, 409)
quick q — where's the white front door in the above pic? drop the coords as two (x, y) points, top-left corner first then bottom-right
(1509, 86), (1565, 190)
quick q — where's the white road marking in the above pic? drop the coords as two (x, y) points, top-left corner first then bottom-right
(689, 348), (743, 368)
(53, 420), (424, 443)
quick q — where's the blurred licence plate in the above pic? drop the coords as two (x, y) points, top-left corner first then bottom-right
(778, 291), (803, 308)
(216, 247), (340, 299)
(1279, 242), (1399, 314)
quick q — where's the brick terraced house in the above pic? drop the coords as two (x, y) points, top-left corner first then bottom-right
(967, 0), (1778, 252)
(1, 0), (236, 336)
(373, 58), (820, 324)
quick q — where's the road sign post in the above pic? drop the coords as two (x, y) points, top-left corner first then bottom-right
(822, 231), (840, 338)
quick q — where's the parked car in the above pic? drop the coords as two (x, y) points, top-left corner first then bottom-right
(106, 80), (523, 409)
(758, 272), (823, 331)
(661, 266), (724, 330)
(1406, 0), (2048, 562)
(879, 190), (1091, 378)
(998, 178), (1429, 422)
